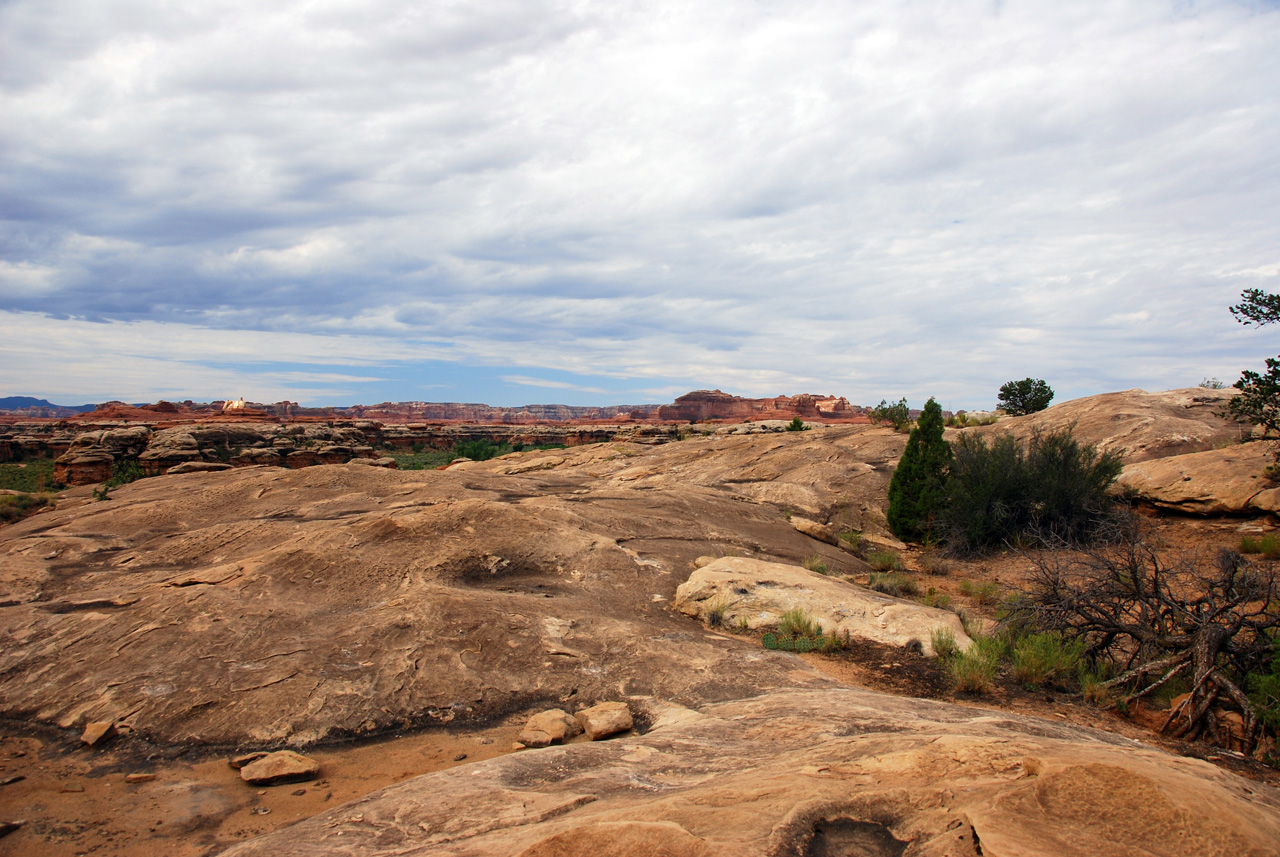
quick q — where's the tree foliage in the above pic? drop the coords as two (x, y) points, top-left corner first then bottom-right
(940, 426), (1123, 554)
(1227, 288), (1280, 444)
(887, 398), (951, 541)
(1231, 288), (1280, 327)
(1020, 520), (1280, 758)
(870, 397), (911, 431)
(997, 378), (1054, 415)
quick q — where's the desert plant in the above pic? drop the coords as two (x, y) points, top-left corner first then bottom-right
(1200, 377), (1227, 389)
(762, 632), (780, 650)
(0, 459), (60, 493)
(958, 579), (1002, 606)
(785, 416), (809, 432)
(778, 607), (820, 639)
(887, 398), (951, 542)
(802, 555), (830, 575)
(949, 635), (1001, 693)
(866, 548), (903, 572)
(870, 398), (911, 431)
(919, 550), (951, 576)
(931, 627), (959, 659)
(997, 378), (1054, 415)
(838, 531), (863, 552)
(1248, 637), (1280, 732)
(923, 587), (952, 609)
(0, 492), (51, 523)
(1240, 533), (1280, 559)
(705, 598), (729, 628)
(868, 572), (918, 597)
(1011, 631), (1084, 688)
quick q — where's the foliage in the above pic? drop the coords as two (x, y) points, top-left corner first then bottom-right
(778, 607), (820, 638)
(838, 531), (863, 553)
(1227, 356), (1280, 443)
(0, 459), (59, 493)
(930, 627), (959, 659)
(870, 398), (911, 431)
(940, 426), (1123, 554)
(104, 460), (145, 489)
(0, 492), (51, 524)
(887, 397), (951, 541)
(1199, 377), (1227, 390)
(1248, 637), (1280, 731)
(802, 555), (830, 574)
(1021, 519), (1280, 758)
(1240, 533), (1280, 559)
(454, 439), (508, 461)
(948, 635), (1002, 693)
(959, 579), (1002, 606)
(997, 378), (1054, 415)
(866, 548), (903, 572)
(1011, 632), (1084, 688)
(919, 550), (951, 576)
(923, 587), (951, 609)
(1231, 288), (1280, 326)
(867, 572), (917, 597)
(705, 598), (729, 628)
(785, 416), (809, 432)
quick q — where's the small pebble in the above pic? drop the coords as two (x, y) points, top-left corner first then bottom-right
(124, 773), (155, 784)
(291, 788), (307, 796)
(453, 753), (467, 762)
(250, 807), (270, 815)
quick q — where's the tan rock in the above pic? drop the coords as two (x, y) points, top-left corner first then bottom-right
(675, 557), (971, 657)
(1117, 443), (1280, 514)
(519, 709), (583, 748)
(790, 515), (838, 545)
(575, 702), (633, 740)
(124, 773), (156, 783)
(239, 750), (320, 786)
(80, 721), (115, 746)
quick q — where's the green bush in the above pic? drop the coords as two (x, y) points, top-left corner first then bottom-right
(868, 572), (917, 597)
(940, 426), (1123, 553)
(1240, 533), (1280, 559)
(887, 398), (951, 542)
(948, 635), (1002, 693)
(785, 416), (809, 432)
(802, 555), (830, 574)
(0, 459), (59, 493)
(1249, 637), (1280, 731)
(778, 607), (820, 638)
(0, 492), (50, 523)
(923, 587), (951, 609)
(959, 579), (1002, 606)
(866, 548), (903, 572)
(931, 627), (959, 659)
(1011, 632), (1085, 688)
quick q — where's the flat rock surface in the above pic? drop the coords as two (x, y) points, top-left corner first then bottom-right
(220, 687), (1280, 857)
(1118, 443), (1280, 514)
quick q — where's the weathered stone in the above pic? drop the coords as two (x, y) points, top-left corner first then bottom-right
(519, 709), (583, 748)
(167, 461), (235, 474)
(675, 557), (971, 657)
(575, 702), (632, 740)
(239, 750), (320, 786)
(1117, 444), (1280, 515)
(790, 515), (838, 545)
(125, 773), (156, 783)
(80, 721), (116, 746)
(230, 752), (270, 770)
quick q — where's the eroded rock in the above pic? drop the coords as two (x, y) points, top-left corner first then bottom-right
(239, 751), (320, 786)
(519, 710), (583, 748)
(575, 702), (633, 741)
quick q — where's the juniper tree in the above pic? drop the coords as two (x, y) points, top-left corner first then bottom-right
(887, 397), (951, 542)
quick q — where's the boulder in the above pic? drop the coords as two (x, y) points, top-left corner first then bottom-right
(675, 557), (971, 656)
(575, 702), (632, 740)
(80, 721), (115, 746)
(52, 449), (115, 485)
(1117, 443), (1280, 515)
(789, 515), (838, 545)
(519, 709), (584, 748)
(238, 750), (320, 785)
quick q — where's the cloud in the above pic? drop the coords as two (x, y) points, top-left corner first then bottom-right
(2, 0), (1280, 410)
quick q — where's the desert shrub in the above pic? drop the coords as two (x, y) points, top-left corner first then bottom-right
(997, 378), (1054, 415)
(1248, 637), (1280, 731)
(705, 598), (728, 628)
(868, 572), (917, 597)
(870, 398), (911, 431)
(940, 427), (1123, 554)
(931, 627), (959, 659)
(453, 439), (511, 461)
(919, 550), (951, 576)
(1241, 533), (1280, 559)
(866, 548), (903, 572)
(949, 635), (1002, 693)
(1200, 377), (1227, 389)
(923, 587), (952, 609)
(104, 460), (145, 489)
(1011, 631), (1084, 688)
(838, 531), (863, 552)
(802, 555), (830, 574)
(887, 398), (951, 542)
(958, 579), (1002, 606)
(778, 607), (820, 638)
(0, 459), (59, 493)
(0, 493), (50, 523)
(785, 417), (809, 432)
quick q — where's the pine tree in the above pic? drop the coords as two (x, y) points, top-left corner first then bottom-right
(887, 397), (951, 542)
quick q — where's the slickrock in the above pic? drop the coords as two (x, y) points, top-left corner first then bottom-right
(675, 557), (971, 656)
(239, 750), (321, 786)
(218, 688), (1280, 857)
(575, 702), (633, 740)
(1117, 443), (1280, 514)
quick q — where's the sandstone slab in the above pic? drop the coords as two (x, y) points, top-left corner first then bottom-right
(519, 709), (584, 748)
(575, 702), (633, 740)
(239, 750), (320, 785)
(675, 557), (971, 656)
(1117, 443), (1280, 515)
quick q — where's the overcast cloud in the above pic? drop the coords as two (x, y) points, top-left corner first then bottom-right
(3, 0), (1280, 409)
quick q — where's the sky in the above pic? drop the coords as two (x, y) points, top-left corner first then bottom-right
(3, 0), (1280, 411)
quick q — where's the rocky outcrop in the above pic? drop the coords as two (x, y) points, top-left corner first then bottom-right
(219, 687), (1280, 857)
(657, 390), (859, 423)
(675, 557), (971, 656)
(961, 387), (1245, 463)
(1117, 442), (1280, 515)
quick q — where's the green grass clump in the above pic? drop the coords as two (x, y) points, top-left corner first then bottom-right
(919, 551), (952, 576)
(867, 572), (918, 597)
(1240, 533), (1280, 559)
(838, 531), (863, 552)
(1011, 631), (1085, 688)
(930, 627), (959, 659)
(959, 579), (1002, 606)
(948, 634), (1003, 693)
(802, 555), (830, 575)
(866, 548), (903, 572)
(923, 587), (952, 609)
(778, 607), (820, 638)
